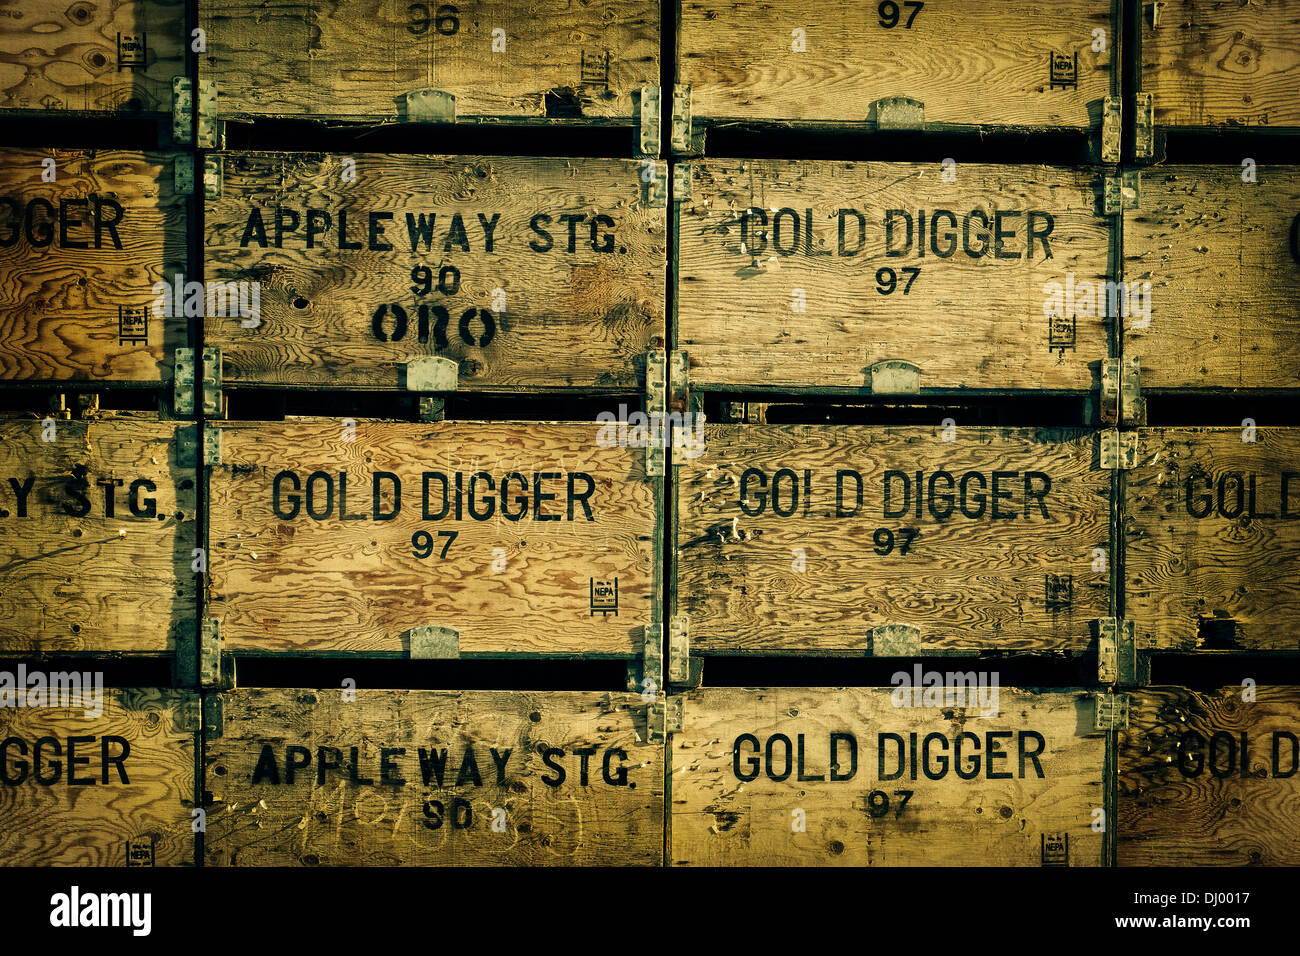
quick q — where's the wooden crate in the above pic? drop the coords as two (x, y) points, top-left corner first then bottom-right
(678, 0), (1118, 142)
(1125, 427), (1300, 653)
(0, 0), (184, 119)
(676, 425), (1112, 656)
(207, 419), (657, 657)
(204, 152), (666, 392)
(1136, 0), (1300, 150)
(0, 687), (196, 866)
(676, 160), (1113, 394)
(204, 687), (664, 866)
(670, 686), (1107, 866)
(0, 148), (189, 385)
(1118, 686), (1300, 865)
(0, 414), (197, 655)
(1124, 166), (1300, 391)
(198, 1), (659, 127)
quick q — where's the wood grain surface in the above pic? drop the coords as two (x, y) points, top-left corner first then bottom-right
(1125, 427), (1300, 652)
(1141, 0), (1300, 130)
(670, 686), (1105, 866)
(0, 148), (188, 383)
(678, 160), (1111, 392)
(205, 152), (665, 391)
(1124, 166), (1300, 389)
(0, 687), (196, 866)
(0, 0), (183, 116)
(679, 0), (1114, 130)
(0, 415), (196, 654)
(208, 420), (656, 656)
(205, 687), (664, 866)
(1118, 686), (1300, 865)
(199, 0), (658, 122)
(676, 425), (1111, 655)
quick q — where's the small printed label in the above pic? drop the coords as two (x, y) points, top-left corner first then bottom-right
(590, 577), (618, 616)
(1048, 51), (1078, 91)
(1044, 573), (1073, 611)
(1041, 832), (1069, 866)
(117, 32), (148, 69)
(125, 836), (155, 867)
(118, 305), (149, 345)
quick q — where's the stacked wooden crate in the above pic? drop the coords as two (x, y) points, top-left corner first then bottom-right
(1, 0), (1297, 869)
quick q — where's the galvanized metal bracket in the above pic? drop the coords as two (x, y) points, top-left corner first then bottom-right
(645, 696), (683, 744)
(171, 76), (220, 148)
(403, 356), (459, 391)
(177, 619), (225, 689)
(203, 695), (225, 739)
(173, 348), (222, 416)
(1103, 170), (1140, 215)
(1097, 617), (1137, 684)
(638, 85), (661, 156)
(645, 349), (667, 478)
(868, 360), (921, 395)
(1100, 96), (1121, 164)
(1099, 430), (1138, 470)
(203, 155), (222, 200)
(672, 162), (691, 202)
(1101, 355), (1143, 424)
(400, 88), (456, 123)
(1135, 93), (1155, 161)
(642, 621), (663, 695)
(869, 623), (921, 656)
(406, 625), (460, 659)
(176, 424), (222, 468)
(642, 159), (666, 208)
(1093, 692), (1131, 731)
(873, 96), (924, 130)
(667, 614), (689, 684)
(670, 84), (693, 153)
(173, 158), (194, 195)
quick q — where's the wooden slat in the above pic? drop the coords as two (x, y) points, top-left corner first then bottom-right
(0, 687), (196, 866)
(1119, 686), (1300, 866)
(680, 0), (1115, 131)
(678, 160), (1110, 392)
(204, 152), (665, 392)
(199, 0), (659, 124)
(1125, 166), (1300, 390)
(208, 420), (656, 656)
(1125, 427), (1300, 652)
(671, 687), (1106, 866)
(0, 415), (196, 654)
(0, 0), (183, 116)
(676, 425), (1111, 655)
(0, 148), (188, 384)
(1141, 0), (1300, 131)
(205, 688), (664, 866)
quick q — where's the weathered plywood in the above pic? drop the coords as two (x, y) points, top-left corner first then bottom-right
(678, 160), (1111, 392)
(208, 420), (655, 656)
(679, 0), (1115, 132)
(205, 688), (663, 866)
(199, 1), (658, 124)
(0, 415), (196, 654)
(671, 687), (1105, 866)
(1125, 166), (1300, 389)
(205, 152), (665, 392)
(1119, 686), (1300, 866)
(0, 148), (188, 384)
(676, 425), (1111, 655)
(0, 687), (196, 865)
(1126, 428), (1300, 652)
(0, 0), (183, 116)
(1140, 0), (1300, 131)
